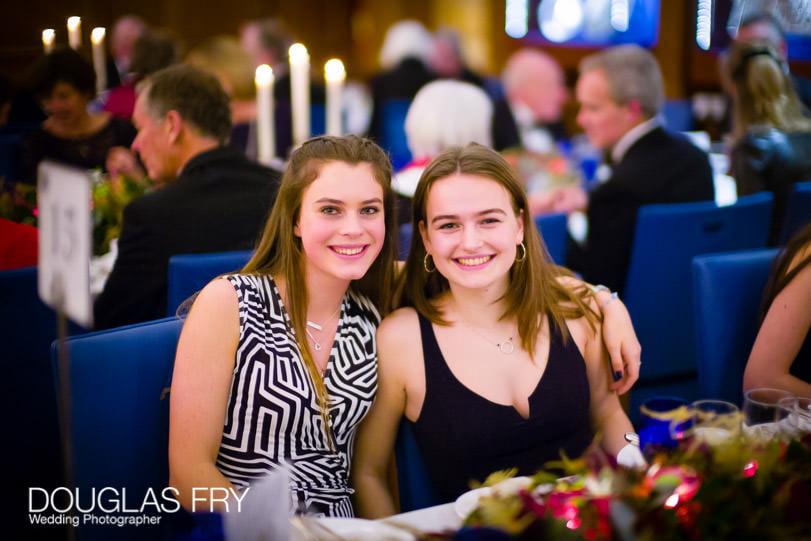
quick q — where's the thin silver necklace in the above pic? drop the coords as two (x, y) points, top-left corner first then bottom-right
(458, 318), (515, 355)
(305, 307), (341, 352)
(305, 321), (324, 351)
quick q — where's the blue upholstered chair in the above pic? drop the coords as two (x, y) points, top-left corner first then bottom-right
(166, 250), (253, 317)
(779, 181), (811, 244)
(51, 317), (184, 541)
(623, 192), (773, 417)
(310, 103), (326, 136)
(534, 213), (568, 265)
(692, 248), (779, 406)
(662, 99), (694, 132)
(399, 223), (413, 261)
(394, 418), (441, 512)
(380, 99), (412, 171)
(3, 266), (87, 526)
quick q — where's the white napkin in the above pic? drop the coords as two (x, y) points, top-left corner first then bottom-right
(223, 467), (292, 541)
(616, 443), (647, 469)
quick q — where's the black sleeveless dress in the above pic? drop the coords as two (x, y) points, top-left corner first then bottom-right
(410, 313), (594, 503)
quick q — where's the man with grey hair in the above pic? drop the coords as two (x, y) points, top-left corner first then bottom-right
(492, 48), (569, 152)
(94, 64), (282, 329)
(566, 44), (714, 293)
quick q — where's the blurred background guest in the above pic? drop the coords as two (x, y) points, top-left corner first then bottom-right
(187, 35), (258, 158)
(94, 64), (282, 330)
(393, 79), (493, 225)
(566, 45), (714, 294)
(107, 14), (148, 89)
(733, 11), (811, 113)
(744, 223), (811, 396)
(18, 48), (138, 184)
(367, 19), (436, 146)
(428, 27), (486, 90)
(103, 28), (182, 120)
(492, 48), (568, 153)
(725, 38), (811, 245)
(239, 17), (325, 158)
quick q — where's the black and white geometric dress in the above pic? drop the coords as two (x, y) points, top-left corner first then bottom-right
(216, 274), (380, 517)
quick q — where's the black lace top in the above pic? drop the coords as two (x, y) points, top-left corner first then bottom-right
(18, 116), (136, 183)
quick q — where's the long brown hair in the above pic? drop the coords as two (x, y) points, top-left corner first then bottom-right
(397, 143), (598, 357)
(242, 135), (397, 441)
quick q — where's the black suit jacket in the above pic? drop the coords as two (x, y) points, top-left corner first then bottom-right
(567, 127), (715, 293)
(368, 57), (436, 143)
(491, 98), (567, 152)
(93, 146), (281, 329)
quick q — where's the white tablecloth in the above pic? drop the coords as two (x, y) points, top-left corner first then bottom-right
(379, 502), (460, 535)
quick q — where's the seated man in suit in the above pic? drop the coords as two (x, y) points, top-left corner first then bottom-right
(565, 45), (714, 293)
(94, 64), (282, 330)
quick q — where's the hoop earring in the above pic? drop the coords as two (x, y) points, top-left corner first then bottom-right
(423, 253), (436, 273)
(515, 242), (527, 262)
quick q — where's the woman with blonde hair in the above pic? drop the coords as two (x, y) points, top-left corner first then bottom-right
(187, 36), (260, 158)
(726, 38), (811, 243)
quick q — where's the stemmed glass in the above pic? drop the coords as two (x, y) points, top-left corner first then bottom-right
(742, 388), (794, 440)
(689, 399), (741, 445)
(775, 396), (811, 440)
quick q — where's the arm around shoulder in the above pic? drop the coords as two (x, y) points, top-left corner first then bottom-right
(576, 313), (634, 458)
(169, 278), (241, 511)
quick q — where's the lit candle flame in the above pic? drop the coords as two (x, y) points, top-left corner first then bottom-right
(91, 27), (106, 45)
(324, 59), (345, 83)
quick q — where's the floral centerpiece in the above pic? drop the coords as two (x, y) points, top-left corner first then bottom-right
(439, 433), (811, 540)
(0, 172), (152, 256)
(90, 171), (153, 255)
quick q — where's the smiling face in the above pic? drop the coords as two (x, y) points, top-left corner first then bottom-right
(42, 81), (91, 127)
(575, 68), (636, 151)
(295, 160), (386, 288)
(419, 172), (524, 294)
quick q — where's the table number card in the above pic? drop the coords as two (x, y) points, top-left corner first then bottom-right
(37, 160), (93, 327)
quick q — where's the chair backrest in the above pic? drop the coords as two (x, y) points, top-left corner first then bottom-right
(380, 99), (412, 171)
(52, 317), (183, 541)
(534, 213), (568, 265)
(310, 103), (326, 137)
(399, 223), (413, 261)
(394, 418), (441, 512)
(779, 181), (811, 244)
(166, 250), (253, 316)
(692, 248), (779, 406)
(2, 266), (87, 534)
(623, 192), (773, 383)
(662, 99), (694, 132)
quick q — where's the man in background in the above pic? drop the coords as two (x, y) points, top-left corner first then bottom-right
(492, 48), (569, 153)
(566, 45), (714, 293)
(107, 15), (148, 88)
(94, 64), (282, 329)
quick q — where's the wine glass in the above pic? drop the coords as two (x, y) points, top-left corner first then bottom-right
(742, 388), (794, 441)
(689, 399), (741, 445)
(775, 396), (811, 440)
